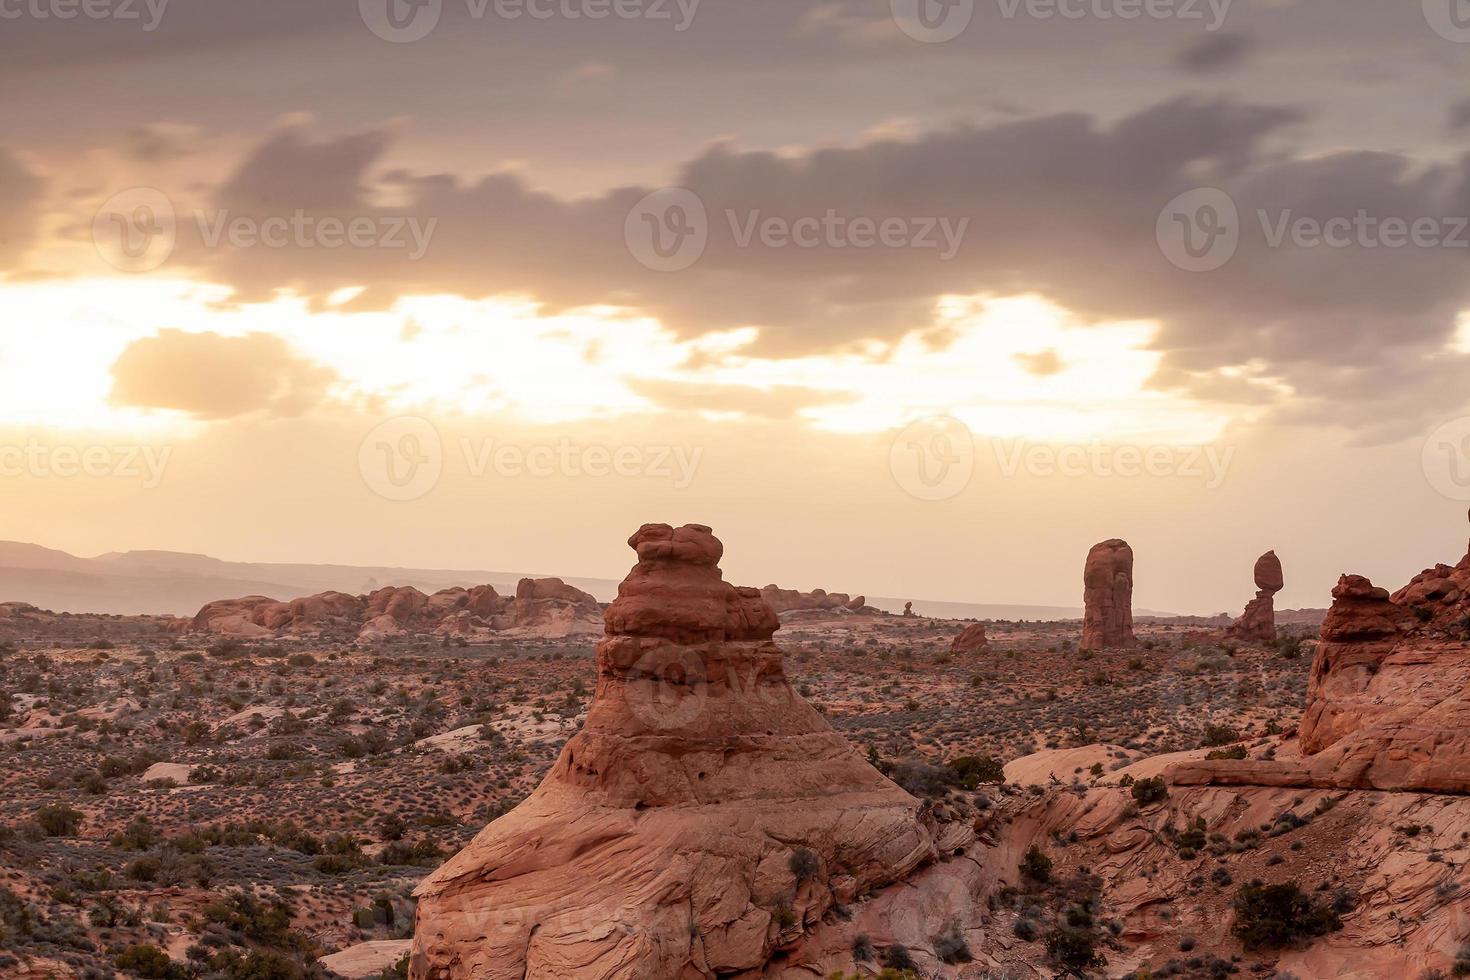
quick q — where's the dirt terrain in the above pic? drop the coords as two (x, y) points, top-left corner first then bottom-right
(0, 590), (1329, 979)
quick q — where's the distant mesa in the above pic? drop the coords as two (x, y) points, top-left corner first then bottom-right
(410, 523), (973, 978)
(190, 577), (601, 642)
(1226, 549), (1282, 643)
(950, 622), (989, 654)
(1081, 538), (1136, 650)
(1173, 518), (1470, 795)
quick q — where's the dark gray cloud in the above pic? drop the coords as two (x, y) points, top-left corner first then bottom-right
(101, 96), (1470, 438)
(1449, 100), (1470, 134)
(0, 148), (45, 270)
(1175, 32), (1256, 73)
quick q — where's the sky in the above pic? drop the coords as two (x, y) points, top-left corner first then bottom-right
(4, 0), (1470, 614)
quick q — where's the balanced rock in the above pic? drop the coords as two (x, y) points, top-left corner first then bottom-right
(1227, 550), (1282, 643)
(950, 623), (989, 654)
(1081, 539), (1136, 650)
(410, 524), (965, 979)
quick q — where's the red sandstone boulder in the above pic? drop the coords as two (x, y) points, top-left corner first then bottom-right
(510, 577), (602, 635)
(950, 623), (989, 654)
(1082, 539), (1135, 650)
(190, 596), (285, 637)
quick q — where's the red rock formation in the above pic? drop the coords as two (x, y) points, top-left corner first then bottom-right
(1172, 528), (1470, 795)
(950, 623), (988, 654)
(511, 577), (602, 635)
(1227, 550), (1282, 643)
(1081, 539), (1135, 650)
(188, 578), (600, 641)
(759, 585), (878, 617)
(410, 524), (967, 979)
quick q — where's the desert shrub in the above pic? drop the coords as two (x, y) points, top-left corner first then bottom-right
(35, 803), (83, 837)
(1205, 745), (1247, 761)
(933, 926), (973, 963)
(1201, 724), (1240, 747)
(1044, 925), (1106, 973)
(115, 943), (189, 979)
(1231, 880), (1343, 949)
(1131, 777), (1168, 806)
(946, 755), (1005, 788)
(1020, 845), (1052, 883)
(789, 847), (820, 882)
(851, 933), (875, 961)
(883, 943), (918, 970)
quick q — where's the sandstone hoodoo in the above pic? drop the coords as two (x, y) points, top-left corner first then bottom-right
(1081, 538), (1136, 650)
(410, 524), (970, 979)
(1174, 525), (1470, 794)
(950, 622), (988, 653)
(1226, 549), (1283, 643)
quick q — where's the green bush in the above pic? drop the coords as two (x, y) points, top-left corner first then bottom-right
(1131, 776), (1168, 806)
(1231, 880), (1343, 950)
(1020, 845), (1052, 883)
(35, 803), (83, 837)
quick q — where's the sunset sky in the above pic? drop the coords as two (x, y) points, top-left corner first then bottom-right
(4, 0), (1470, 613)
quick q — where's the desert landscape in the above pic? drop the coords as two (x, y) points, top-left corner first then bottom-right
(5, 515), (1468, 979)
(11, 2), (1470, 977)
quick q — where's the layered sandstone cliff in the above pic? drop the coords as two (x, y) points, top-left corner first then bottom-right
(1173, 531), (1470, 794)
